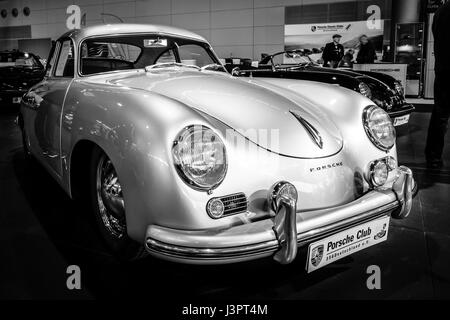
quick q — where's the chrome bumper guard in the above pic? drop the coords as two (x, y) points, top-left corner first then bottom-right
(145, 166), (417, 265)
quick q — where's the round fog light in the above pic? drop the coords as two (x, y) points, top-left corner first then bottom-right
(370, 161), (389, 187)
(207, 198), (225, 219)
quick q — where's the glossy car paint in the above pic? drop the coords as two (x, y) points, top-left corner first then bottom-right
(21, 24), (404, 253)
(226, 55), (414, 119)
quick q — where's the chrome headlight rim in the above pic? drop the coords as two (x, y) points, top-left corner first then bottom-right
(358, 82), (372, 100)
(363, 105), (396, 152)
(393, 80), (405, 98)
(368, 156), (397, 188)
(369, 159), (389, 187)
(172, 125), (228, 192)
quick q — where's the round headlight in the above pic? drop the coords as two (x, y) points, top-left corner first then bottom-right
(370, 160), (389, 187)
(173, 125), (227, 191)
(358, 82), (372, 99)
(363, 106), (396, 151)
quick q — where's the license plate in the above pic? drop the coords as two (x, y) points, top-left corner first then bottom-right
(306, 216), (390, 273)
(12, 97), (22, 104)
(393, 114), (410, 126)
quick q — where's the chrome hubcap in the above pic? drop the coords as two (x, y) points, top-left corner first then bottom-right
(96, 154), (126, 238)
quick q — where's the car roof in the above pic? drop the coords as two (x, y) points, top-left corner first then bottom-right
(60, 23), (207, 45)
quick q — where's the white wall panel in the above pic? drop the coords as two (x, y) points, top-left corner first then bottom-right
(23, 10), (47, 25)
(103, 1), (136, 18)
(254, 7), (284, 26)
(136, 0), (171, 16)
(211, 0), (253, 11)
(211, 9), (253, 29)
(171, 0), (210, 14)
(254, 26), (284, 45)
(211, 27), (253, 46)
(171, 12), (210, 30)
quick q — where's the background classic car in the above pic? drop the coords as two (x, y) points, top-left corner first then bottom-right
(18, 24), (416, 268)
(0, 50), (45, 107)
(225, 51), (414, 127)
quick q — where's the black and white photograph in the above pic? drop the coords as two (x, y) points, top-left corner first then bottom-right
(0, 0), (449, 312)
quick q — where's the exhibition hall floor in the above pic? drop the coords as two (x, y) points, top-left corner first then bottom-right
(0, 105), (449, 299)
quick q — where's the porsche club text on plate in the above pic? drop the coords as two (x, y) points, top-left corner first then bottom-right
(306, 216), (390, 273)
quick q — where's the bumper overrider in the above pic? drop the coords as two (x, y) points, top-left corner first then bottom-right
(145, 166), (417, 265)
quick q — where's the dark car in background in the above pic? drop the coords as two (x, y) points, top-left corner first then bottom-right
(0, 50), (45, 107)
(225, 50), (414, 127)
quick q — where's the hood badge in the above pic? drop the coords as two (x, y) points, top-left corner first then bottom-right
(290, 111), (323, 149)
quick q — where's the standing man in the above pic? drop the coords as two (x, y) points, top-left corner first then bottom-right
(425, 1), (450, 169)
(322, 34), (344, 68)
(356, 35), (377, 64)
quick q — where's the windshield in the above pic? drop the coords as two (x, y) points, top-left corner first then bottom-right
(0, 52), (40, 68)
(282, 52), (316, 66)
(80, 34), (222, 75)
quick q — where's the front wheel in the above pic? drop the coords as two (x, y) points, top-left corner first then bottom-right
(90, 148), (146, 261)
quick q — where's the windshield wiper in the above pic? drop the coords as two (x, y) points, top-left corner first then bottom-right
(145, 62), (201, 71)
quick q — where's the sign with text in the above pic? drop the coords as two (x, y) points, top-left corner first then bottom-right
(285, 20), (384, 62)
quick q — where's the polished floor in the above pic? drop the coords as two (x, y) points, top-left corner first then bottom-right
(0, 105), (449, 300)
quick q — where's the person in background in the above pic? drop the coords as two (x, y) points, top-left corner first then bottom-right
(322, 34), (344, 68)
(425, 1), (450, 169)
(356, 35), (377, 64)
(338, 49), (355, 68)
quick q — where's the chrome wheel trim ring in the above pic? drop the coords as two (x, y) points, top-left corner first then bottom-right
(96, 154), (126, 239)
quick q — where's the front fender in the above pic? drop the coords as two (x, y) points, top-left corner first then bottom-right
(61, 80), (226, 242)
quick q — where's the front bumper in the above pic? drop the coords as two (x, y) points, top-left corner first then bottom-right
(145, 166), (417, 265)
(387, 103), (415, 119)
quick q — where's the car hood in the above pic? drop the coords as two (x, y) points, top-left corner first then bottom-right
(103, 69), (343, 158)
(306, 65), (369, 78)
(353, 70), (396, 89)
(307, 65), (389, 87)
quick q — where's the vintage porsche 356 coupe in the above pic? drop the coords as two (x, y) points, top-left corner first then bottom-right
(18, 24), (416, 271)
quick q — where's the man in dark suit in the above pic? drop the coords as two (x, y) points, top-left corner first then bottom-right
(322, 34), (344, 68)
(425, 1), (450, 169)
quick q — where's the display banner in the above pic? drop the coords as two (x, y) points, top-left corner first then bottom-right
(284, 20), (384, 62)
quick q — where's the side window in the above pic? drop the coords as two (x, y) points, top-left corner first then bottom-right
(45, 42), (58, 77)
(155, 49), (176, 64)
(54, 39), (74, 77)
